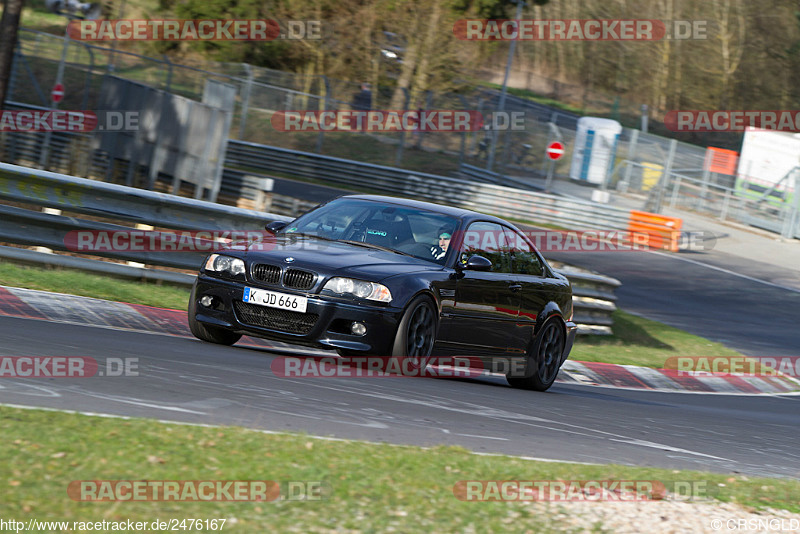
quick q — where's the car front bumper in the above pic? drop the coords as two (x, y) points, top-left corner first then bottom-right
(192, 275), (404, 354)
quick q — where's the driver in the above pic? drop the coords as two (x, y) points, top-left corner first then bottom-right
(430, 230), (451, 260)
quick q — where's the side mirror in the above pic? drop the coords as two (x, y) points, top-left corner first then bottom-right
(462, 255), (492, 272)
(265, 221), (288, 235)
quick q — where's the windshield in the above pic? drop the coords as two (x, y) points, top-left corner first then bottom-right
(281, 198), (460, 265)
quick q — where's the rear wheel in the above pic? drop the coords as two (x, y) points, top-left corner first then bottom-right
(188, 287), (242, 346)
(507, 319), (564, 391)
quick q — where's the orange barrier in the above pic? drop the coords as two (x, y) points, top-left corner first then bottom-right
(704, 147), (739, 176)
(628, 210), (683, 251)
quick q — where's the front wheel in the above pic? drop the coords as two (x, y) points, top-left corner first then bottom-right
(507, 319), (564, 391)
(390, 295), (438, 375)
(188, 287), (242, 346)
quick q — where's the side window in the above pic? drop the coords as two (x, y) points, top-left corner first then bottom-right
(503, 227), (544, 276)
(460, 222), (512, 273)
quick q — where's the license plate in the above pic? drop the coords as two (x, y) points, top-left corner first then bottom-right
(243, 287), (308, 313)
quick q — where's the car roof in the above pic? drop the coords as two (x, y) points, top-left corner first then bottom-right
(337, 194), (510, 225)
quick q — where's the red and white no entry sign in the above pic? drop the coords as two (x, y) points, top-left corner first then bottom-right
(546, 141), (565, 161)
(51, 83), (64, 103)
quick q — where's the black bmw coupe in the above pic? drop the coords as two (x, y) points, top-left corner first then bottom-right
(189, 195), (576, 391)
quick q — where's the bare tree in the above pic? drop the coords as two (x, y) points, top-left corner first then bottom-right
(0, 0), (25, 108)
(711, 0), (746, 108)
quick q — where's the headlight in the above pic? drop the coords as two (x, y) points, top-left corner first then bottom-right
(322, 277), (392, 303)
(204, 254), (246, 279)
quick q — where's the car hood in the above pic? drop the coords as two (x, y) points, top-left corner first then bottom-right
(237, 235), (442, 281)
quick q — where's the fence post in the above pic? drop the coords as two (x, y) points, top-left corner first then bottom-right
(39, 24), (71, 171)
(315, 76), (330, 154)
(669, 175), (682, 209)
(650, 138), (677, 213)
(457, 94), (469, 168)
(781, 170), (800, 239)
(498, 124), (512, 181)
(81, 42), (94, 112)
(417, 90), (432, 150)
(720, 189), (731, 221)
(394, 87), (410, 166)
(237, 63), (253, 140)
(8, 45), (20, 102)
(622, 129), (639, 191)
(162, 54), (173, 93)
(697, 167), (711, 211)
(470, 97), (484, 156)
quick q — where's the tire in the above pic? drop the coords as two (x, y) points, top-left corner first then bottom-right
(390, 295), (438, 375)
(506, 318), (565, 391)
(188, 287), (242, 346)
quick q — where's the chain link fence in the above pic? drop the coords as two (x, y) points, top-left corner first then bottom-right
(8, 29), (578, 178)
(4, 28), (799, 239)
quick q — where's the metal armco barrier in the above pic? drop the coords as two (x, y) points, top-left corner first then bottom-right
(0, 162), (620, 334)
(457, 163), (541, 191)
(224, 141), (680, 250)
(558, 268), (621, 335)
(0, 162), (284, 231)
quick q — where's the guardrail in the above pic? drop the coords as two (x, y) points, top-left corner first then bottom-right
(0, 162), (620, 334)
(225, 141), (680, 251)
(457, 163), (541, 191)
(0, 112), (683, 250)
(556, 267), (621, 335)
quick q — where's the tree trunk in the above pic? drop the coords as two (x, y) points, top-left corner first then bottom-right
(408, 0), (442, 105)
(0, 0), (26, 107)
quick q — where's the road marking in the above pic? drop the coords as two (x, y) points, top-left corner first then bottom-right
(68, 390), (207, 414)
(0, 403), (595, 465)
(647, 250), (800, 294)
(442, 429), (509, 441)
(609, 438), (729, 460)
(279, 380), (736, 462)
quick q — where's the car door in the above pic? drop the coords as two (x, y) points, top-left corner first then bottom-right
(443, 221), (520, 356)
(502, 226), (552, 354)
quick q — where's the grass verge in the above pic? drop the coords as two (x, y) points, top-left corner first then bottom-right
(2, 405), (799, 533)
(0, 260), (191, 310)
(570, 309), (743, 368)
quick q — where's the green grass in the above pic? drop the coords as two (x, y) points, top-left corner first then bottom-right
(1, 405), (799, 533)
(571, 310), (743, 368)
(483, 82), (587, 116)
(240, 111), (464, 176)
(0, 260), (190, 310)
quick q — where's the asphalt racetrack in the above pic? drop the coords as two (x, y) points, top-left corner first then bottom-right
(1, 310), (799, 479)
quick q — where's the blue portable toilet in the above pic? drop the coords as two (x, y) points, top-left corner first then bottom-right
(569, 117), (622, 185)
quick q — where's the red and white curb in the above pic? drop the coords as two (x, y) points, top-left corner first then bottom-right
(0, 285), (287, 351)
(1, 286), (798, 394)
(560, 361), (800, 395)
